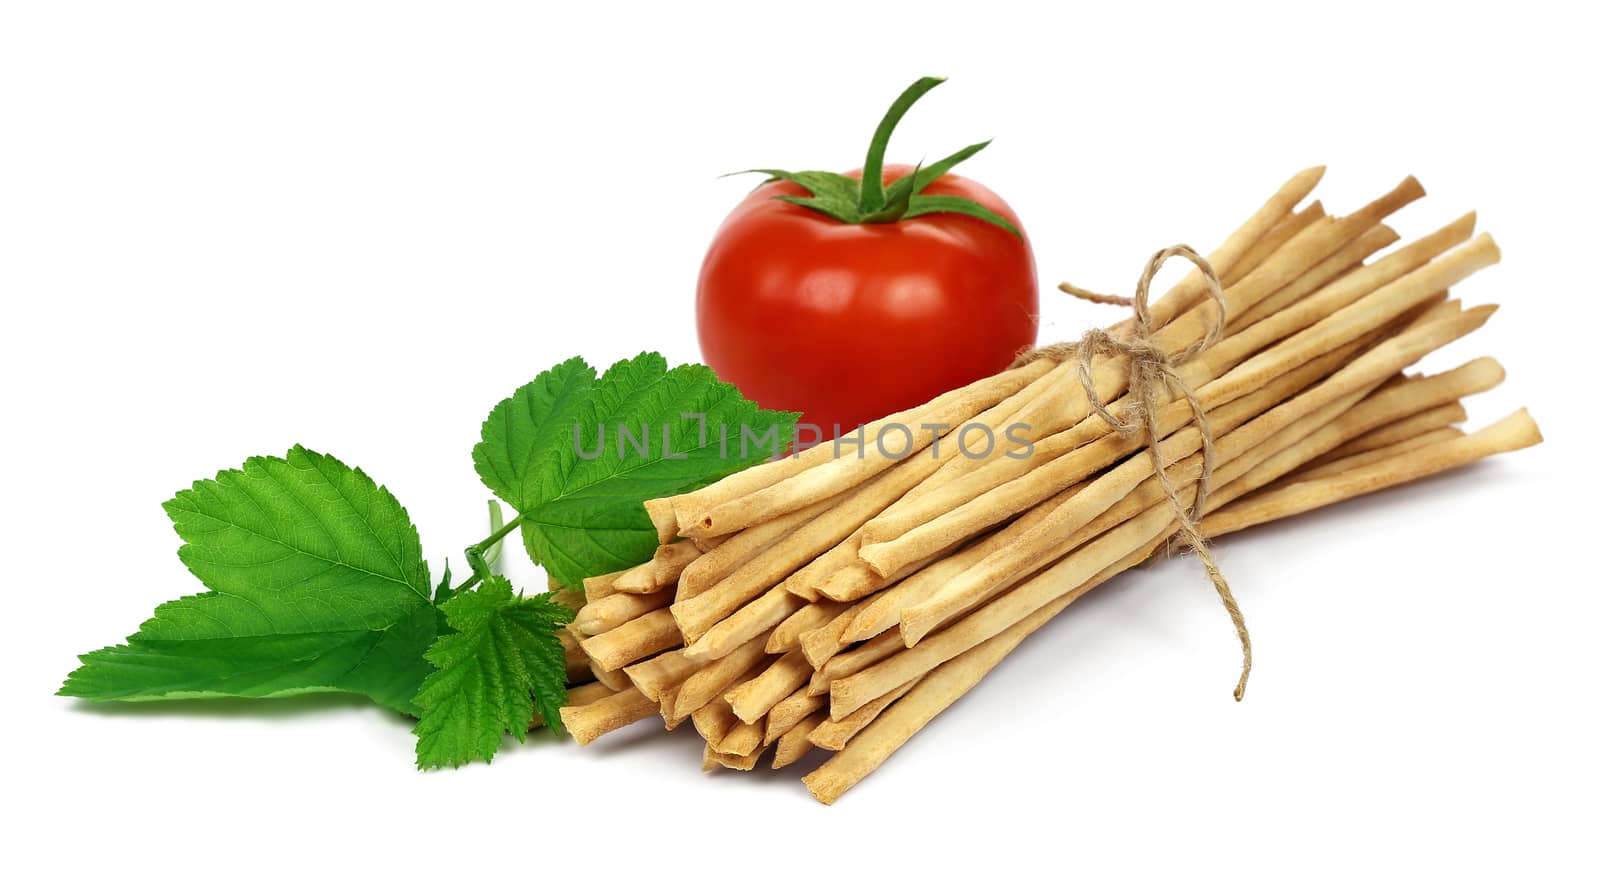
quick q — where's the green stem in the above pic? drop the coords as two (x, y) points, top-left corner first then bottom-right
(478, 508), (521, 552)
(858, 76), (945, 214)
(455, 513), (524, 594)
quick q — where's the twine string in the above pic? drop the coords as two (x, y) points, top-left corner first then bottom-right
(1018, 245), (1252, 700)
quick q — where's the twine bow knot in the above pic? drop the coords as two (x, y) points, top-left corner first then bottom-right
(1019, 244), (1252, 700)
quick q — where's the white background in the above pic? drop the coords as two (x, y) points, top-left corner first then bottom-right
(3, 1), (1595, 869)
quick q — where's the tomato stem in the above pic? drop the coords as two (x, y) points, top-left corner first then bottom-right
(736, 77), (1021, 237)
(858, 77), (945, 214)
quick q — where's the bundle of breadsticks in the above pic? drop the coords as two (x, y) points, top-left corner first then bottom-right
(554, 167), (1543, 804)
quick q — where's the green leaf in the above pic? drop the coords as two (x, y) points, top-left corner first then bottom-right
(59, 446), (440, 714)
(474, 352), (797, 587)
(474, 355), (598, 509)
(904, 193), (1021, 236)
(879, 139), (992, 205)
(411, 578), (574, 768)
(434, 559), (455, 603)
(774, 194), (861, 224)
(736, 169), (861, 205)
(733, 169), (862, 223)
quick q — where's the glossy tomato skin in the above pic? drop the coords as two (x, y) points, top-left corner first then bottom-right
(696, 164), (1038, 435)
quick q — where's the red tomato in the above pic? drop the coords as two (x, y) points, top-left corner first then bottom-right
(696, 163), (1038, 436)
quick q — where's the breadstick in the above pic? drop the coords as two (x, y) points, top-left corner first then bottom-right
(589, 661), (631, 692)
(557, 628), (593, 685)
(765, 686), (827, 744)
(678, 495), (844, 599)
(811, 632), (905, 695)
(890, 356), (1081, 497)
(1212, 359), (1503, 505)
(1151, 177), (1423, 364)
(809, 680), (917, 751)
(800, 595), (882, 668)
(583, 569), (628, 601)
(644, 497), (678, 544)
(843, 484), (1089, 643)
(895, 308), (1495, 644)
(726, 650), (813, 723)
(672, 636), (769, 720)
(766, 601), (850, 653)
(561, 686), (656, 746)
(860, 318), (1378, 569)
(682, 585), (805, 662)
(1142, 165), (1326, 330)
(773, 712), (828, 769)
(707, 744), (766, 771)
(883, 377), (1373, 657)
(1313, 359), (1499, 446)
(1209, 212), (1472, 364)
(1063, 223), (1471, 462)
(1229, 223), (1399, 328)
(1222, 201), (1326, 284)
(611, 540), (701, 594)
(667, 358), (1052, 531)
(1057, 214), (1466, 456)
(715, 716), (766, 756)
(1280, 427), (1461, 486)
(856, 322), (1471, 702)
(855, 215), (1475, 558)
(572, 586), (675, 636)
(1203, 382), (1474, 515)
(652, 540), (703, 587)
(934, 179), (1424, 521)
(806, 520), (1174, 803)
(691, 697), (740, 747)
(885, 217), (1325, 512)
(805, 603), (1045, 802)
(610, 562), (657, 595)
(567, 625), (630, 691)
(621, 648), (698, 702)
(528, 681), (611, 730)
(1199, 234), (1498, 410)
(1318, 401), (1468, 461)
(893, 348), (1496, 647)
(782, 533), (869, 602)
(658, 683), (690, 730)
(674, 461), (934, 640)
(838, 393), (1535, 724)
(1200, 409), (1542, 538)
(579, 608), (682, 673)
(693, 360), (1055, 536)
(815, 562), (898, 603)
(837, 501), (1174, 719)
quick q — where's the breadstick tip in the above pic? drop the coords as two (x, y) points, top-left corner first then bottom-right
(1463, 356), (1507, 388)
(1507, 407), (1543, 447)
(898, 612), (934, 648)
(1462, 303), (1499, 328)
(1472, 232), (1502, 264)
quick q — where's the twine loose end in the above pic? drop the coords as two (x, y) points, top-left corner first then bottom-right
(1029, 244), (1254, 701)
